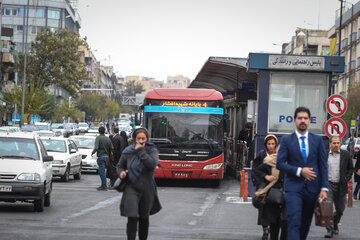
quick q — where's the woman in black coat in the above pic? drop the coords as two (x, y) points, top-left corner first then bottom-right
(253, 158), (287, 240)
(117, 128), (161, 240)
(252, 134), (279, 240)
(354, 151), (360, 199)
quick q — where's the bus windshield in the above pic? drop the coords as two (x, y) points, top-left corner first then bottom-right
(145, 112), (223, 150)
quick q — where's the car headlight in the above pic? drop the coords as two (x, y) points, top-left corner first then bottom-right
(18, 173), (41, 181)
(203, 163), (223, 170)
(53, 160), (64, 164)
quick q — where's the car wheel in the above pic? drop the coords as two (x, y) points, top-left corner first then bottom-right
(34, 196), (44, 212)
(44, 183), (52, 207)
(61, 165), (70, 182)
(74, 167), (81, 180)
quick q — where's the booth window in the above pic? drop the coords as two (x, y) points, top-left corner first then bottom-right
(268, 72), (327, 134)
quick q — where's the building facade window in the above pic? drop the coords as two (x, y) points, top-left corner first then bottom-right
(322, 46), (330, 56)
(48, 9), (60, 19)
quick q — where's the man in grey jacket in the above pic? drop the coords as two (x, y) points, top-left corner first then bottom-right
(91, 126), (113, 190)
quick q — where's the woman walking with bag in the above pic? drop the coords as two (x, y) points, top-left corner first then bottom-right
(252, 134), (281, 240)
(253, 135), (287, 240)
(116, 127), (161, 240)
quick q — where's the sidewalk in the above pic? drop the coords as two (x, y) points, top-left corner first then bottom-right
(223, 180), (360, 240)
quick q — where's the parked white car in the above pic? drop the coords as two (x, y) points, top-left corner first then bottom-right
(78, 122), (89, 133)
(70, 135), (98, 173)
(0, 132), (53, 212)
(41, 137), (82, 182)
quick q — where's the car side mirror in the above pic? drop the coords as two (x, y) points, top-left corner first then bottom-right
(70, 149), (77, 154)
(43, 155), (53, 162)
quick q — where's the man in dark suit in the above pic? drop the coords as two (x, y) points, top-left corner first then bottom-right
(107, 126), (126, 187)
(324, 136), (353, 238)
(277, 106), (328, 240)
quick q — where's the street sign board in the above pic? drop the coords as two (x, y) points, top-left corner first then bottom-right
(326, 94), (347, 117)
(325, 117), (347, 138)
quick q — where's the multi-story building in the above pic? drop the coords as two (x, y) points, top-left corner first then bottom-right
(282, 28), (330, 56)
(332, 2), (360, 95)
(1, 0), (80, 51)
(125, 75), (164, 95)
(164, 74), (191, 88)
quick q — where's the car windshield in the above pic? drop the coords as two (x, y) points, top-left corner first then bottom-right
(343, 138), (349, 145)
(64, 124), (72, 129)
(21, 125), (39, 132)
(41, 139), (67, 153)
(357, 139), (360, 144)
(0, 129), (8, 133)
(79, 123), (88, 127)
(90, 126), (100, 130)
(0, 138), (39, 160)
(37, 132), (54, 137)
(52, 124), (63, 129)
(71, 138), (95, 149)
(36, 125), (49, 130)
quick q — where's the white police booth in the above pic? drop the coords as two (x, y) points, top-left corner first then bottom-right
(247, 53), (345, 155)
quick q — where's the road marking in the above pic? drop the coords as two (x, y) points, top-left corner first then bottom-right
(61, 195), (122, 223)
(225, 196), (252, 204)
(188, 193), (219, 226)
(192, 193), (218, 217)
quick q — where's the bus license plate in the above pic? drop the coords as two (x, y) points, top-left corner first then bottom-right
(0, 185), (12, 192)
(173, 172), (190, 178)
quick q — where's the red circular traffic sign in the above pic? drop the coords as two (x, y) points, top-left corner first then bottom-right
(324, 118), (347, 138)
(326, 95), (347, 117)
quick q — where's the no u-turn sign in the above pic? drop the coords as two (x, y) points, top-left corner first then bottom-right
(325, 118), (347, 138)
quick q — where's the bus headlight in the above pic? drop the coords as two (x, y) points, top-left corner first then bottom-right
(18, 173), (41, 181)
(203, 163), (223, 170)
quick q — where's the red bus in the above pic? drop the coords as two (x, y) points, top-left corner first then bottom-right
(142, 88), (226, 184)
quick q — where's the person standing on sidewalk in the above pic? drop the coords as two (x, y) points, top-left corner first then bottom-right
(324, 136), (353, 238)
(354, 151), (360, 200)
(91, 126), (113, 191)
(277, 106), (328, 240)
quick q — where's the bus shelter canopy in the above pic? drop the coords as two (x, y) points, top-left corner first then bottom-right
(189, 57), (258, 97)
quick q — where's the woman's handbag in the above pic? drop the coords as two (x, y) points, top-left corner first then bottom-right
(113, 177), (127, 192)
(265, 187), (284, 205)
(252, 195), (266, 209)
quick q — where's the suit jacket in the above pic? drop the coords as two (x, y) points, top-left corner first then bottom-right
(277, 132), (328, 194)
(327, 149), (353, 195)
(112, 134), (126, 161)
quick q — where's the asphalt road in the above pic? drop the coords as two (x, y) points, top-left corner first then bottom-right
(0, 173), (360, 240)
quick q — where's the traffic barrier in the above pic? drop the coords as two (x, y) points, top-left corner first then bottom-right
(244, 172), (248, 202)
(348, 179), (353, 207)
(240, 170), (245, 198)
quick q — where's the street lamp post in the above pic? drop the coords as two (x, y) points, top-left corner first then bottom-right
(338, 0), (343, 57)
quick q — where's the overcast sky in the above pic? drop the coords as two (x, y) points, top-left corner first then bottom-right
(77, 0), (358, 82)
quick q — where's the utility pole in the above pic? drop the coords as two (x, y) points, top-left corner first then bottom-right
(338, 0), (343, 56)
(20, 0), (29, 126)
